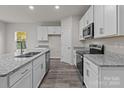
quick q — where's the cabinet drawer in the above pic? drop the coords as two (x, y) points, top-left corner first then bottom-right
(9, 63), (32, 87)
(84, 57), (98, 74)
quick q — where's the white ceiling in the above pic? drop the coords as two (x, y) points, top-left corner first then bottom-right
(0, 5), (89, 23)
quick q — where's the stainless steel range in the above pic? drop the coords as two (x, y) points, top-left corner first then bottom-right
(76, 44), (104, 85)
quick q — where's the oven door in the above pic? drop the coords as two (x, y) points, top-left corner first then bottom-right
(76, 53), (83, 76)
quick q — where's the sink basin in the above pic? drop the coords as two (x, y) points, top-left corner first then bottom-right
(15, 55), (33, 58)
(15, 52), (41, 58)
(25, 52), (41, 56)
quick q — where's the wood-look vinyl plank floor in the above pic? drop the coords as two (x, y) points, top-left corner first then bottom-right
(40, 59), (84, 88)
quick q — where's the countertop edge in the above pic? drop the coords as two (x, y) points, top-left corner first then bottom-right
(0, 49), (50, 77)
(84, 55), (124, 67)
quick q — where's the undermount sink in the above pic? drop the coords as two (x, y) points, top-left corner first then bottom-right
(15, 52), (41, 58)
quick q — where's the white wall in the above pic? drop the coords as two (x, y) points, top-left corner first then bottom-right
(6, 23), (38, 53)
(72, 16), (83, 47)
(0, 21), (6, 54)
(61, 16), (84, 65)
(5, 23), (61, 59)
(83, 36), (124, 55)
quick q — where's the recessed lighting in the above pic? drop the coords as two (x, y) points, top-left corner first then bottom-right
(55, 5), (60, 9)
(29, 5), (34, 10)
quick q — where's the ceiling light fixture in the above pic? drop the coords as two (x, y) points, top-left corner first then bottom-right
(29, 5), (34, 10)
(55, 5), (60, 9)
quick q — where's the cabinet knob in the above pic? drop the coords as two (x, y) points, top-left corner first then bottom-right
(100, 28), (104, 34)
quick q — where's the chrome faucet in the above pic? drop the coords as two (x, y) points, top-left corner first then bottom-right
(20, 41), (24, 55)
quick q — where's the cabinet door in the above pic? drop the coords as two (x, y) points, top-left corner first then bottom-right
(47, 27), (55, 34)
(83, 12), (87, 27)
(104, 5), (117, 36)
(79, 19), (84, 40)
(84, 61), (89, 87)
(48, 26), (61, 35)
(11, 71), (32, 88)
(33, 64), (43, 88)
(42, 54), (46, 76)
(94, 5), (104, 38)
(88, 6), (94, 25)
(86, 6), (93, 25)
(88, 67), (98, 88)
(0, 77), (8, 88)
(37, 26), (48, 41)
(84, 62), (98, 88)
(84, 58), (99, 88)
(55, 27), (61, 34)
(33, 55), (46, 88)
(94, 5), (117, 38)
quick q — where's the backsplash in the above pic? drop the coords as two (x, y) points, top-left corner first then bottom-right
(83, 36), (124, 55)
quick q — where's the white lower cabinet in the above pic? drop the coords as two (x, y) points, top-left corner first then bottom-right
(33, 54), (46, 88)
(10, 63), (32, 88)
(84, 58), (98, 88)
(0, 77), (8, 88)
(84, 57), (124, 88)
(11, 71), (32, 88)
(0, 53), (47, 88)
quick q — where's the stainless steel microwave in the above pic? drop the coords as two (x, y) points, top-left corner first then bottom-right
(83, 23), (94, 39)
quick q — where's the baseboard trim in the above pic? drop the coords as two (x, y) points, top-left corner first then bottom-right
(50, 58), (60, 60)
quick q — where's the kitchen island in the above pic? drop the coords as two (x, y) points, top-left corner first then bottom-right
(83, 52), (124, 88)
(0, 48), (50, 88)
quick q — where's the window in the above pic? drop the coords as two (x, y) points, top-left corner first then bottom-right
(15, 32), (27, 49)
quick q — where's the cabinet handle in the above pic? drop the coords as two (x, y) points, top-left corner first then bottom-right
(86, 69), (89, 77)
(41, 64), (43, 69)
(99, 28), (104, 34)
(21, 69), (28, 74)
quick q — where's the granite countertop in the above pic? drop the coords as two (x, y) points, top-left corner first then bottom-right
(0, 48), (50, 77)
(84, 53), (124, 67)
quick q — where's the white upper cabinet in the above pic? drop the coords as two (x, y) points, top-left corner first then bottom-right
(83, 6), (94, 27)
(48, 26), (61, 35)
(79, 18), (84, 40)
(80, 5), (124, 39)
(79, 6), (94, 40)
(86, 6), (94, 26)
(117, 6), (124, 35)
(94, 5), (117, 38)
(94, 5), (104, 38)
(37, 26), (48, 41)
(104, 6), (117, 36)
